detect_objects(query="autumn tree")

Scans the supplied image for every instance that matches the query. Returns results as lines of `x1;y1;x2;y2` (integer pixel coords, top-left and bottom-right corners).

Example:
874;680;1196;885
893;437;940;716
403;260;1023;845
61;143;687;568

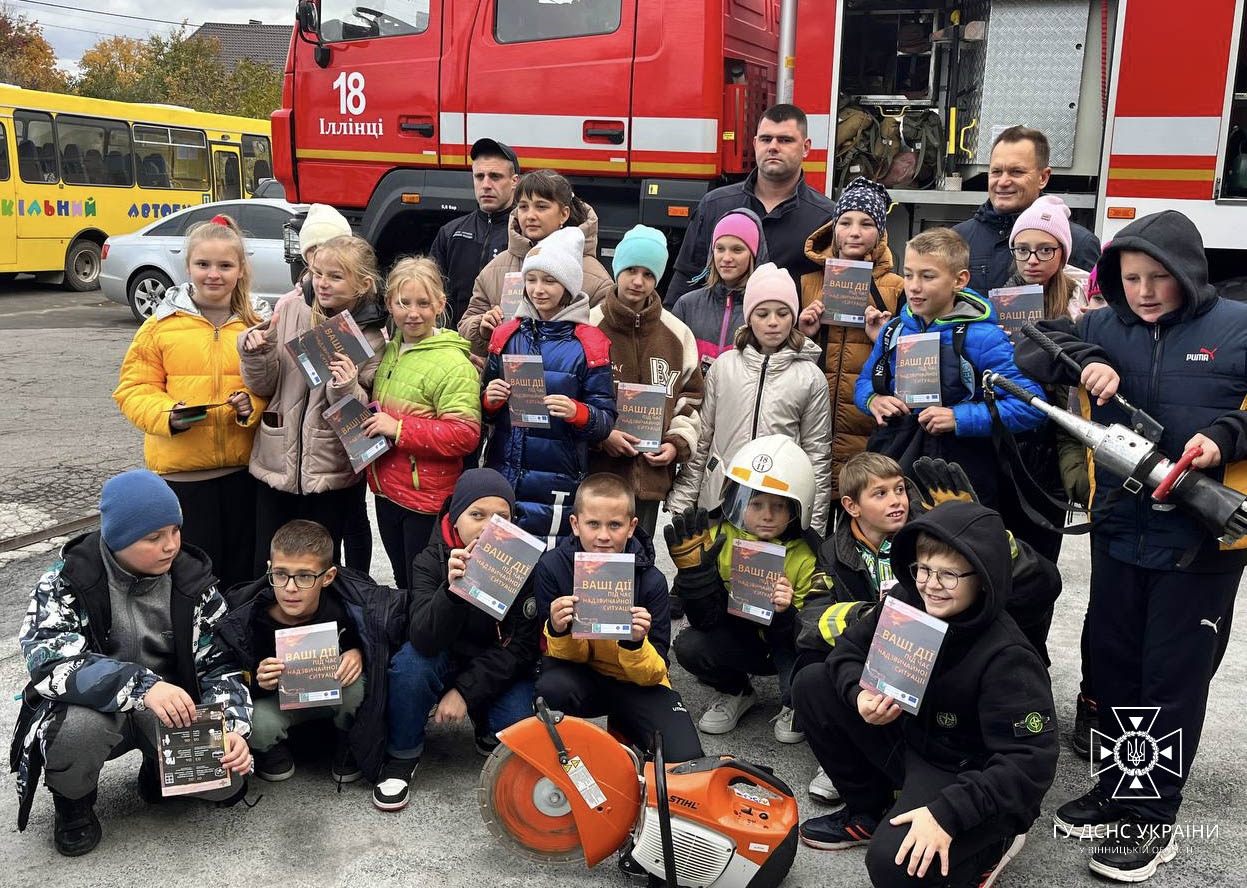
228;58;282;119
0;10;69;92
75;36;151;103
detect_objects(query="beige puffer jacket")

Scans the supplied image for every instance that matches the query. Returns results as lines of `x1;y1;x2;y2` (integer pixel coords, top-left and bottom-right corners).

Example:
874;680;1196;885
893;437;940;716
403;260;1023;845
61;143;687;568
458;205;614;356
667;339;833;535
238;286;387;495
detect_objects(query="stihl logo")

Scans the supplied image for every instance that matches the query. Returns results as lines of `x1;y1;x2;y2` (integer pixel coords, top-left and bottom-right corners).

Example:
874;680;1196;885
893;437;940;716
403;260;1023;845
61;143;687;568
1186;347;1218;362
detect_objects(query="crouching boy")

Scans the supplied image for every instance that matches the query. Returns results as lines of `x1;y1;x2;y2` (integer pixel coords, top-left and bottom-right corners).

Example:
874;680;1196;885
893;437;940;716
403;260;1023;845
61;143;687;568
375;469;541;812
535;473;703;764
216;520;404;790
794;502;1058;887
11;470;253;856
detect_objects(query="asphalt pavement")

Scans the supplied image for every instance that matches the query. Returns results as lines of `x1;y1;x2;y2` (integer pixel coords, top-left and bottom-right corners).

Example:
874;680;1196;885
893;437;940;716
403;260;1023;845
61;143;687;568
0;286;1243;887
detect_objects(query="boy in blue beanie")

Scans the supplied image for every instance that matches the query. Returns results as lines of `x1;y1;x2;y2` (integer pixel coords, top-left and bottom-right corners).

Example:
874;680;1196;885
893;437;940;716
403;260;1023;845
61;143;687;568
589;224;704;539
11;469;253;856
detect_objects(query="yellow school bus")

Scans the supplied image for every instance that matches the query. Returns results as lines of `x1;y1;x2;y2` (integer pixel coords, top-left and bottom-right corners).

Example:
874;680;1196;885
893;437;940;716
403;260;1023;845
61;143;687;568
0;85;272;290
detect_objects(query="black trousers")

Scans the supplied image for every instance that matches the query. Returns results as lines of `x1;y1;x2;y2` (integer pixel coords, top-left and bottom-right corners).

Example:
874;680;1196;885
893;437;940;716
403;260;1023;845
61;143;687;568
1089;545;1239;823
673;619;797;707
340;480;373;572
791;665;1015;887
165;470;255;592
373;494;438;590
535;658;704;763
253;481;362;575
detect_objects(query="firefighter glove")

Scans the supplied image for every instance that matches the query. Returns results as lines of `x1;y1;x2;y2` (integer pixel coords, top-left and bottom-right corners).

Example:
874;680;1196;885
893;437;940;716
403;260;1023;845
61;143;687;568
664;507;726;572
912;457;980;510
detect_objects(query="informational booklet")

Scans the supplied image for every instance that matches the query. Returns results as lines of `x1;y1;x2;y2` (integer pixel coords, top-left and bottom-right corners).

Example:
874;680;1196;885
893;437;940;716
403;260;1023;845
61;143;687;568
989;284;1045;339
500;271;526;319
503;354;550;428
275;621;342;710
285;309;375;388
450;514;546;619
572;552;635;640
894;332;942;407
821;258;875;326
859;596;949;715
322;396;390;471
614;382;667;453
728;538;786;626
156;704;231;797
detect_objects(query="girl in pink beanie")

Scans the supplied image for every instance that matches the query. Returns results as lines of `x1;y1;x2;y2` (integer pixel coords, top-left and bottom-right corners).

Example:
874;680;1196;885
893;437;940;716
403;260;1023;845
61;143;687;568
1007;195;1088;320
668;261;833;534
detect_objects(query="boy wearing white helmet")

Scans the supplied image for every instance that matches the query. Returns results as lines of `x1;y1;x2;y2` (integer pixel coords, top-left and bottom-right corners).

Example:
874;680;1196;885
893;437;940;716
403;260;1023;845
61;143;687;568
667;435;820;744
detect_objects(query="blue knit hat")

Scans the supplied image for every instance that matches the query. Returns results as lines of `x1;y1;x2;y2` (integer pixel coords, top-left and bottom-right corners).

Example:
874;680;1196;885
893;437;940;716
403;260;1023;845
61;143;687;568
99;469;183;551
834;177;890;230
612;224;669;280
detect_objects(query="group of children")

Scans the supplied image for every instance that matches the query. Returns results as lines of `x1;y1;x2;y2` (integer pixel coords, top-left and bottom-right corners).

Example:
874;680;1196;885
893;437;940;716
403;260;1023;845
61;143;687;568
10;162;1240;887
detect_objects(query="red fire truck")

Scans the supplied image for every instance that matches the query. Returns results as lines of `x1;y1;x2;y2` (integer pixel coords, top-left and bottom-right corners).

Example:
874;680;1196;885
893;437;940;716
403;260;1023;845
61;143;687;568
271;1;1247;279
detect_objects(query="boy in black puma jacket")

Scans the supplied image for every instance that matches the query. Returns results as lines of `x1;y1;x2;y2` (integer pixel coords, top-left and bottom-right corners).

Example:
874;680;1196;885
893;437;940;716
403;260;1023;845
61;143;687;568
793;502;1058;888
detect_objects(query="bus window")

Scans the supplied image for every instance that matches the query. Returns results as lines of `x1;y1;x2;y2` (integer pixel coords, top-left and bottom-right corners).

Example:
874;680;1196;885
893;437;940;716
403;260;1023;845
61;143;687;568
214;149;242;201
320;0;429;42
57;114;133;186
494;0;621;43
15;110;57;184
241;133;272;192
134;124;209;191
0;122;9;181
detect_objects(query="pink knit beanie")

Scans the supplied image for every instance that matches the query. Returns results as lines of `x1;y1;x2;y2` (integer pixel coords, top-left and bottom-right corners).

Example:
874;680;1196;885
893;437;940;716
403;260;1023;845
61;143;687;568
712;211;761;258
1010;195;1072;261
744;262;799;320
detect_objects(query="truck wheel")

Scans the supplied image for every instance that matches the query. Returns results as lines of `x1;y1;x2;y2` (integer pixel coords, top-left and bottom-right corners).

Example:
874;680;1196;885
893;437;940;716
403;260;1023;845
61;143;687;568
63;238;102;291
127;269;172;322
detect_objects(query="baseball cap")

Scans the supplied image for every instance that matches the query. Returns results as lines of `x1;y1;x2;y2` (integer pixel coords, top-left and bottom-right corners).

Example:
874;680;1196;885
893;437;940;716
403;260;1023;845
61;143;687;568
470;138;521;174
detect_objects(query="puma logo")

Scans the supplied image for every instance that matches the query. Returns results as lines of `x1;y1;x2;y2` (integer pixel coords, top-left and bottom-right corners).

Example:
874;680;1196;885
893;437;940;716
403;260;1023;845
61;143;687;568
1200;617;1222;633
1186;347;1218;362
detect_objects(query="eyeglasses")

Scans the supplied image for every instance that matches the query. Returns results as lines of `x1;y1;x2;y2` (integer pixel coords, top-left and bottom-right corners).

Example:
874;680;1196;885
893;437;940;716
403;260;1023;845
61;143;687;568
1011;245;1060;262
909;563;976;590
267;567;331;589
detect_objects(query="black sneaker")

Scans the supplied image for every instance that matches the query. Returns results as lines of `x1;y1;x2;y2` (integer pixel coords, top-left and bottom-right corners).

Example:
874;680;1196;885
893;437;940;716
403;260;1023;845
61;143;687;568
474;731;500;757
799;807;878;850
332;732;362;784
1053;785;1126;839
1071;694;1096;760
1089;822;1178;882
372;756;418;811
52;791;101;857
254;742;295;782
137;757;165;805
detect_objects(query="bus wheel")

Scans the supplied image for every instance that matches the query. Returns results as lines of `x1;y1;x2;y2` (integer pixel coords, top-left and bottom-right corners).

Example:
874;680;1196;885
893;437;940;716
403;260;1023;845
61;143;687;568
127;269;172;322
63;239;102;292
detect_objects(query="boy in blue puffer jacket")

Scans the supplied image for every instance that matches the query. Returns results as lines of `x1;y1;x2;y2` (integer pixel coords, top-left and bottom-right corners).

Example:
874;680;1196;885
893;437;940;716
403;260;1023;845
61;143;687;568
482;226;617;545
854;227;1045;507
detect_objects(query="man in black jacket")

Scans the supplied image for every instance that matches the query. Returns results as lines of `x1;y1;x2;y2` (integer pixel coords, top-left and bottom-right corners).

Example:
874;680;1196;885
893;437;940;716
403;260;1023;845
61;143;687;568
794;502;1058;888
666;104;835;306
953;126;1100;294
430;138;520;325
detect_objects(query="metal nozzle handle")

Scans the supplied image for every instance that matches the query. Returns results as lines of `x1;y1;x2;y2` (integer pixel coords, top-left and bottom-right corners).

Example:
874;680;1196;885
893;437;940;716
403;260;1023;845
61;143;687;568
986;372;1038;404
1020;323;1085;377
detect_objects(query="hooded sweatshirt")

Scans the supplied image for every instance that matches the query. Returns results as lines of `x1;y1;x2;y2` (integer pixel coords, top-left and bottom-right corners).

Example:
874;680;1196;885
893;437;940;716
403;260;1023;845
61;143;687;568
1015;210;1247;571
482;291;617;543
671;207;770;367
799;222;905;497
588;289;704;500
825;502;1059;838
367;328;482;514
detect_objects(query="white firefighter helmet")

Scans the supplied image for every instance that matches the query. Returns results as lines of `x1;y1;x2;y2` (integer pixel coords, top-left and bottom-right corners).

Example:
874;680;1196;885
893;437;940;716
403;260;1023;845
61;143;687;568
720;435;816;531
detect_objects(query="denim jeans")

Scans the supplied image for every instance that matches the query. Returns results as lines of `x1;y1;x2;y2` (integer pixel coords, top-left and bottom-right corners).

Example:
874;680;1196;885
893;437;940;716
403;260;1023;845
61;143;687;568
386;642;535;759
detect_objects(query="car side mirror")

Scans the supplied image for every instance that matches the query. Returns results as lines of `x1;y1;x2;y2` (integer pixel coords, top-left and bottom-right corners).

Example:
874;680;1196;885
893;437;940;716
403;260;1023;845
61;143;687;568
296;1;320;35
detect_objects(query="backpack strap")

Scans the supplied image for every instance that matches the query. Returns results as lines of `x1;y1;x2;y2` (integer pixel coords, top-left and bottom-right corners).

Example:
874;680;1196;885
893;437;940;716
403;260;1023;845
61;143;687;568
871;316;906;396
869;278;888;312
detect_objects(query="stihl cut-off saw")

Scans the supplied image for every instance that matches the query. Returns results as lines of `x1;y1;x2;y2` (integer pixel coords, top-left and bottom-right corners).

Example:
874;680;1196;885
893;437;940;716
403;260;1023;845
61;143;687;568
478;699;798;887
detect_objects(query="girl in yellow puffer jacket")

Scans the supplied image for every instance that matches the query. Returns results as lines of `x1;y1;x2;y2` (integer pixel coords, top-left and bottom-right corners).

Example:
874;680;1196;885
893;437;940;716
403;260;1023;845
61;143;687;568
114;215;270;589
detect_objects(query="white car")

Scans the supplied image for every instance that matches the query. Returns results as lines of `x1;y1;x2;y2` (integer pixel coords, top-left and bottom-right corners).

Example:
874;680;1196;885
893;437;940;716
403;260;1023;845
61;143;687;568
100;198;306;322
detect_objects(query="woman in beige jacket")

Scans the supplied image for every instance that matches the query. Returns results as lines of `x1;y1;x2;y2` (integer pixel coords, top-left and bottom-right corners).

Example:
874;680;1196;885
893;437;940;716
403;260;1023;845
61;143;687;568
238;235;387;573
458;169;613;359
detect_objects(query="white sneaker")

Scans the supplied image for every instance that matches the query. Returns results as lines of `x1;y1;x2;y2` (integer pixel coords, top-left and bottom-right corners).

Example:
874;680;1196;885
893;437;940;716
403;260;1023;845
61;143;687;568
807;766;841;804
771;706;805;744
697;690;756;734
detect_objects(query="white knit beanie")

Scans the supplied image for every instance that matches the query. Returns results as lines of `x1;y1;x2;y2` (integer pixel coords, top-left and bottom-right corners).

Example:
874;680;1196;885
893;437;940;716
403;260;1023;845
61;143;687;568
299;204;352;260
521;226;585;297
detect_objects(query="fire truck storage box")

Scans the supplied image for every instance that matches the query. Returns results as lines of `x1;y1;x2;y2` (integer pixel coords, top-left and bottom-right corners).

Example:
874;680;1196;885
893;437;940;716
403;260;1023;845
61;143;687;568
638;179;711;229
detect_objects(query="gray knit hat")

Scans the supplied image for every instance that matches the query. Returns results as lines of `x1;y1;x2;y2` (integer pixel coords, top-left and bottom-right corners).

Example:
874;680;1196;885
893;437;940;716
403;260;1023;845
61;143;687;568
522;226;585;297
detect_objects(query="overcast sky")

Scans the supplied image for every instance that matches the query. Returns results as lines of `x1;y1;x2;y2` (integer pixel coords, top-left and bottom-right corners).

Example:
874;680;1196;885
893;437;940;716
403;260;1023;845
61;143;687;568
17;1;294;73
